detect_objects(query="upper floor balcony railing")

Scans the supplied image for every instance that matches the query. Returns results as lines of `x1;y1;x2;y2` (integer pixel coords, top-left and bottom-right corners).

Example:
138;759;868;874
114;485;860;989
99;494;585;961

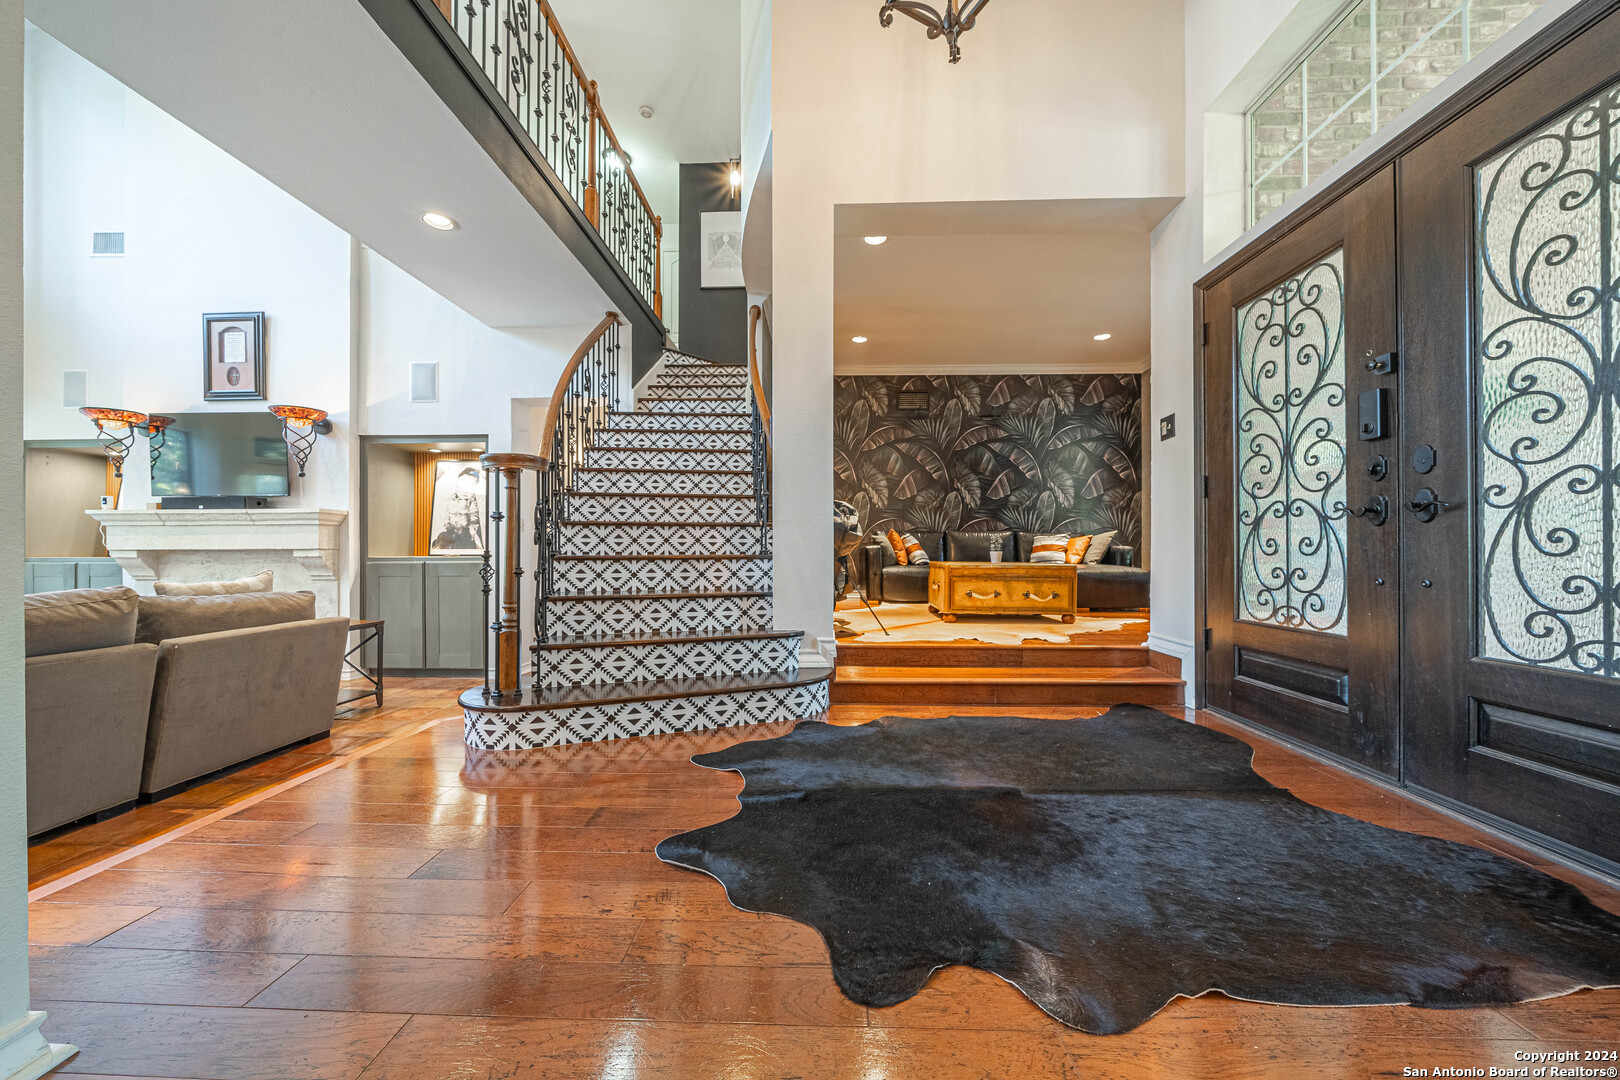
430;0;663;319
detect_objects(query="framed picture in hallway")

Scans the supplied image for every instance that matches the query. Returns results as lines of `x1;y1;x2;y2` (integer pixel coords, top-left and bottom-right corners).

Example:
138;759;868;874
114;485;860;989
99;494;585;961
202;311;265;401
700;211;744;288
428;459;485;555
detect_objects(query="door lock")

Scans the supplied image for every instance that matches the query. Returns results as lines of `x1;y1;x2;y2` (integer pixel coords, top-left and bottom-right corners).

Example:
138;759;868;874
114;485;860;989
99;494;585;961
1348;495;1391;527
1407;488;1452;523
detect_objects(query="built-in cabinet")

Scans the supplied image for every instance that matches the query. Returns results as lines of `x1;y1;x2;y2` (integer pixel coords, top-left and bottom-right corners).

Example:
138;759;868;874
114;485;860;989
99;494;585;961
364;557;483;673
24;557;122;594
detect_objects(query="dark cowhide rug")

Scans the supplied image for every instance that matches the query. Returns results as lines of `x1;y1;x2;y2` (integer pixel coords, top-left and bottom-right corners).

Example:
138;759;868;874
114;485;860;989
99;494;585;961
654;705;1620;1034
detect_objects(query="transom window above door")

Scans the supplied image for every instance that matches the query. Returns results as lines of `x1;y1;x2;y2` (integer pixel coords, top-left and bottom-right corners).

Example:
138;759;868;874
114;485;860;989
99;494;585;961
1248;0;1549;226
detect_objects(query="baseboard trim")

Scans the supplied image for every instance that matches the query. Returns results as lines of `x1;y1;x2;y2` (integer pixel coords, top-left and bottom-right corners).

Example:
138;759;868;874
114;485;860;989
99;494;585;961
0;1012;75;1080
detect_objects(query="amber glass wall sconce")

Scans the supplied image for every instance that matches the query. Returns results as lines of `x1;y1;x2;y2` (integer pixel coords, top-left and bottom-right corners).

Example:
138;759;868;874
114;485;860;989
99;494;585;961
141;415;176;468
268;405;333;477
79;407;149;479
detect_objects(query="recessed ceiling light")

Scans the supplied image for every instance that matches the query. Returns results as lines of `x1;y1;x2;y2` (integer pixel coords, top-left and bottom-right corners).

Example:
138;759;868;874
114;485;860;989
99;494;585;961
851;336;868;344
421;211;458;231
1093;333;1112;341
863;236;888;245
428;447;442;453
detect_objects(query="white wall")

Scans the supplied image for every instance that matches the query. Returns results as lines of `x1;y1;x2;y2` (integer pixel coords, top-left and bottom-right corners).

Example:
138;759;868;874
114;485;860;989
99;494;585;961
2;3;75;1074
361;250;598;452
22;26;354;518
1145;0;1299;688
770;0;1185;663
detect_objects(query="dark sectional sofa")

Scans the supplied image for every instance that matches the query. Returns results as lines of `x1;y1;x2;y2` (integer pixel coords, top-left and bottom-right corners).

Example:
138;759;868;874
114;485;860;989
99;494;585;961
860;530;1148;611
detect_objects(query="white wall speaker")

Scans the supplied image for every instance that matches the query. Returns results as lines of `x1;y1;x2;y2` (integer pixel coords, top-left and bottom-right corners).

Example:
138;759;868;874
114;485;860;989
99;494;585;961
63;370;88;408
410;362;438;402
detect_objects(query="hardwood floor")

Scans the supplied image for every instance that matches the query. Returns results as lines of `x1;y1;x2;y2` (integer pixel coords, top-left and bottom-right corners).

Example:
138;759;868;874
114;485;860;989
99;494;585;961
29;680;1620;1079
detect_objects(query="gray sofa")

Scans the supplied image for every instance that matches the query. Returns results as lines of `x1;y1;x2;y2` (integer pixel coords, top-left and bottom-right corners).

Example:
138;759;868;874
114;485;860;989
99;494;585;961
24;587;159;836
24;585;350;835
861;529;1149;611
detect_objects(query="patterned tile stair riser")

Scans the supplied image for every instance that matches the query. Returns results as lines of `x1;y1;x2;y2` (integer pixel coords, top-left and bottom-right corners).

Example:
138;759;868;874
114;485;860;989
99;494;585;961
556;523;768;557
584;449;753;472
571;469;755;496
551;555;772;595
643;387;748;401
606;412;753;432
464;681;831;750
545;593;773;637
593;429;753;451
533;632;801;689
640;399;751;415
565;493;760;524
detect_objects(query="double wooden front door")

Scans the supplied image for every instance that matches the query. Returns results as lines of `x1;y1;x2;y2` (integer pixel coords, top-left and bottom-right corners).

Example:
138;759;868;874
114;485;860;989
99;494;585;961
1203;7;1620;868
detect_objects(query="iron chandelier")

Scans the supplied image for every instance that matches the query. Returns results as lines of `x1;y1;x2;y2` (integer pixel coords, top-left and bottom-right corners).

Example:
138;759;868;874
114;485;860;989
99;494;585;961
878;0;989;64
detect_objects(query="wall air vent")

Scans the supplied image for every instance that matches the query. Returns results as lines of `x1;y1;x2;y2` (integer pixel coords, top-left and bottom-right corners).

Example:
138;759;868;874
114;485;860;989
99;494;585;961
62;370;88;409
895;391;930;413
91;232;125;256
410;362;439;402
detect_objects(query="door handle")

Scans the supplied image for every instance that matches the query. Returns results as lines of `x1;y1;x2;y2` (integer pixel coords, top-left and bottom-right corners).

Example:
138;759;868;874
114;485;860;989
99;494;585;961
1407;488;1452;523
1348;495;1390;527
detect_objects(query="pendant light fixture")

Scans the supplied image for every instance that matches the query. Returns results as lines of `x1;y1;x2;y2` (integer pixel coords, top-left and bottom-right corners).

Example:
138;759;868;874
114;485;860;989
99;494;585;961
878;0;989;64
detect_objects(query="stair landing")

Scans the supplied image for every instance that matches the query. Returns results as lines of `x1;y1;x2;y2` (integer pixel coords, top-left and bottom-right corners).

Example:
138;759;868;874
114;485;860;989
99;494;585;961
832;639;1184;707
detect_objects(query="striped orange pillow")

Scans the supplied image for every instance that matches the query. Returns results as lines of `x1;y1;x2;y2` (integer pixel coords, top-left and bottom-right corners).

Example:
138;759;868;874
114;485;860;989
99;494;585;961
900;533;930;566
886;528;909;566
1029;534;1070;563
1066;535;1093;564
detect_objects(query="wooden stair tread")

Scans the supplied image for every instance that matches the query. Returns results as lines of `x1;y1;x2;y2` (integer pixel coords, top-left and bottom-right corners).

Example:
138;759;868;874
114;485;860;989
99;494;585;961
560;519;763;526
461;668;830;712
835;665;1181;685
575;467;751;475
570;491;754;499
537;628;801;650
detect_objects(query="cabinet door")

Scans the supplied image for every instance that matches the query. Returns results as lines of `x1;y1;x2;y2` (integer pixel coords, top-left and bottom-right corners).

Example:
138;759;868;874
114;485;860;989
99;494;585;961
26;561;77;594
365;561;425;669
425;559;485;671
76;559;123;589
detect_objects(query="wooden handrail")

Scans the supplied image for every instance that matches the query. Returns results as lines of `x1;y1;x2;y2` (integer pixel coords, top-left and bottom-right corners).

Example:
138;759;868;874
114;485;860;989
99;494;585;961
536;311;624;464
748;304;772;447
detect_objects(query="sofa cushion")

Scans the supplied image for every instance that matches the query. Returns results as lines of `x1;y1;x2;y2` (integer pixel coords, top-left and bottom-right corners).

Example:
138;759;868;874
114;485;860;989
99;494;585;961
154;570;274;596
945;531;1014;562
1075;563;1150;584
880;565;931;604
24;586;139;658
1083;530;1118;564
136;590;317;645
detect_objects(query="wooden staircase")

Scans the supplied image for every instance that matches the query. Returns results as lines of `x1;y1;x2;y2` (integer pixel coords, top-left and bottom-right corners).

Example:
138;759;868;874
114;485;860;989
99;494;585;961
832;640;1184;706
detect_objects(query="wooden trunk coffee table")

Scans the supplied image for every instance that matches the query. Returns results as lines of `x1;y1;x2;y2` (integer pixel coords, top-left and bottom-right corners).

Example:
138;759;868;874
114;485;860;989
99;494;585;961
926;561;1079;623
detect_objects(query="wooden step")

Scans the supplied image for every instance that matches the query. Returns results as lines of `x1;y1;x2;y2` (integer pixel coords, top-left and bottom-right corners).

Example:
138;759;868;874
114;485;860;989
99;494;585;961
830;665;1183;706
836;641;1150;669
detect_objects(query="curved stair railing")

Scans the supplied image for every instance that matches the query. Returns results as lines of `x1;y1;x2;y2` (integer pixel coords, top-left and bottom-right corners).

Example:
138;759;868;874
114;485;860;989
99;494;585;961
748;304;772;557
535;311;626;649
427;0;662;317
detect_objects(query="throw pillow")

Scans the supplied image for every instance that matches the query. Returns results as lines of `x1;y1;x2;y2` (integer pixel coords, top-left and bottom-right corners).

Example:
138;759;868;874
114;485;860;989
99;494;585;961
1028;534;1071;563
1066;535;1093;564
154;570;274;596
900;533;930;567
1083;530;1118;565
885;528;909;566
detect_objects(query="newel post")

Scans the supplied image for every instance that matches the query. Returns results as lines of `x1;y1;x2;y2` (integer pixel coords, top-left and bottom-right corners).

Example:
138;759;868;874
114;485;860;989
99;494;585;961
480;453;544;697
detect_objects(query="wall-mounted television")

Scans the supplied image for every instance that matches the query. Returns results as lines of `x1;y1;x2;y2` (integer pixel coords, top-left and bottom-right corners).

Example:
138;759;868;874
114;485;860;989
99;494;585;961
150;412;290;498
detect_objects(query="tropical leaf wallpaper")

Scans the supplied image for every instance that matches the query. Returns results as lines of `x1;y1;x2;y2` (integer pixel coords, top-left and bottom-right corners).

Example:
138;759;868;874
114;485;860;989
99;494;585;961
833;374;1143;551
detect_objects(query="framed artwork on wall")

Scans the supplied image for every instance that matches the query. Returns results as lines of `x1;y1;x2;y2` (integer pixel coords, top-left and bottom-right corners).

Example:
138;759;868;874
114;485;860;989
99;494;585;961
428;459;485;555
699;211;744;288
202;311;265;401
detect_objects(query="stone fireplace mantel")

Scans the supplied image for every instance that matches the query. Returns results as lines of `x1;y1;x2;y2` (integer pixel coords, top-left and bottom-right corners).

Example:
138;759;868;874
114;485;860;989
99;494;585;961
89;508;349;616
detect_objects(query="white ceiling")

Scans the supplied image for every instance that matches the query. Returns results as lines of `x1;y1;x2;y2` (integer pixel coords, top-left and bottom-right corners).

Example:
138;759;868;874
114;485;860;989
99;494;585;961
834;198;1180;374
25;0;613;330
546;0;742;229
